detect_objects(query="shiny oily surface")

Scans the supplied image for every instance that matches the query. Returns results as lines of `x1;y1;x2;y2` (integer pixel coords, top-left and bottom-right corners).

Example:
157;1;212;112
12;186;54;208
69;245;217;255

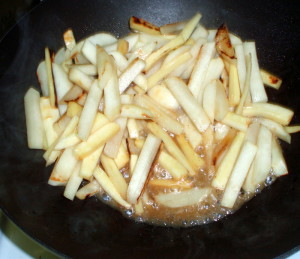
0;0;299;258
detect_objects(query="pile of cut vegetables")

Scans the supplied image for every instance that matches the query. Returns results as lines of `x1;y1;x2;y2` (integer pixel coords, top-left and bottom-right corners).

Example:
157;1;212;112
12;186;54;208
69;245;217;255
24;13;299;221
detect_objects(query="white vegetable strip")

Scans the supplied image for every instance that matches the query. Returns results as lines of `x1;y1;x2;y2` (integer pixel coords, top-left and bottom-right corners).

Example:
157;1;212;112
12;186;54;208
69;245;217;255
271;137;288;177
120;104;153;119
243;42;268;103
94;166;131;209
82;40;97;64
119;59;145;93
76;180;102;200
165;77;210;132
64;163;82;200
69;68;93;91
203;57;224;87
78;80;103;140
104;117;128;158
87;32;117;46
37;61;49;96
127;133;161;204
155;187;211;208
222;112;250;132
234;44;246;90
260;69;282;90
24;88;45;149
45;47;55;106
188;42;216;102
54;133;81;150
203;80;217;122
221;141;257;208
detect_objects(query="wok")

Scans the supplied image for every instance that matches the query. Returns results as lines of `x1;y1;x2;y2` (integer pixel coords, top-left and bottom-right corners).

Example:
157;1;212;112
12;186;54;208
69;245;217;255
0;0;299;258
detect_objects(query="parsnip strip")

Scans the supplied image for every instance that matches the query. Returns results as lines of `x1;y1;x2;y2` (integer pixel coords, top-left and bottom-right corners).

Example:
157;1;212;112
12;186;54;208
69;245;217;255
74;122;120;159
78;80;103;140
155;187;211;208
24;88;45;149
147;122;195;175
80;145;104;180
48;146;78;186
175;134;205;171
242;103;294;126
228;63;241;107
45;47;55;107
165;77;210;132
188;42;216;102
37;61;49;96
119;58;145;93
82;40;97;65
76;180;102;200
64;163;82;200
72;64;97;76
104;117;127;158
100;154;128;199
160;21;186;35
130;16;160;35
149;179;192;189
127;133;161;204
260;69;282;90
114;139;130;169
63;29;76;51
67;101;82;117
203;80;217;122
212;131;245;190
271;137;288;177
94;166;131;209
222;112;250;132
203;57;224;87
120;104;153;119
158;151;188;180
180;12;202;41
54;133;81;150
214;80;230;121
234;44;246;91
285;125;300;134
69;68;93;91
134;94;183;135
148;51;191;88
221;141;257;208
243;42;268;103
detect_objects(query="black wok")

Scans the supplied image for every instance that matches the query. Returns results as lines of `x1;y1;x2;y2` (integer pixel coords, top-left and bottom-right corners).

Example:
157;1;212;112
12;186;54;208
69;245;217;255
0;0;299;258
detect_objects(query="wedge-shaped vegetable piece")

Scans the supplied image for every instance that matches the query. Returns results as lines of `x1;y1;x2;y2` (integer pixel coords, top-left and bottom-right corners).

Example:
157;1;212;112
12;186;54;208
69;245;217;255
134;94;183;135
234;44;246;91
243;42;268;103
149;179;192;189
64;163;82;200
52;63;73;113
162;45;191;67
203;57;224;87
285;125;300;134
119;58;145;93
61;86;83;103
228;64;241;107
165;77;210;132
78;80;103;140
120;104;153;119
215;80;230;121
222;112;250;132
178;114;203;149
45;47;55;106
203;124;215;171
87;32;117;47
76;180;102;200
175;134;205;171
67;101;82;117
40;97;59;147
53;115;71;135
63;29;76;51
147;122;195;175
256;118;291;143
271;137;288;177
94;166;131;209
71;64;97;76
44;115;79;165
127;133;161;204
158;151;188;180
24;88;45;149
104;118;127;158
37;61;49;96
215;24;236;64
114;139;130;169
80;145;104;180
242;103;294;126
188;42;216;101
250;126;272;190
155;187;211;208
74;122;120;159
221;141;257;208
260;69;282;90
130;16;160;35
148;51;191;88
100;154;128;199
160;21;186;35
191;24;208;40
203;80;217;122
48;147;78;186
81;40;97;64
180;12;202;41
69;68;93;91
147;84;180;110
212;131;245;190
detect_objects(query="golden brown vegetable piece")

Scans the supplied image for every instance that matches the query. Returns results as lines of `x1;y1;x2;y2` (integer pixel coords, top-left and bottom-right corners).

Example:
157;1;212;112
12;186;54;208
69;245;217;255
130;16;161;35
